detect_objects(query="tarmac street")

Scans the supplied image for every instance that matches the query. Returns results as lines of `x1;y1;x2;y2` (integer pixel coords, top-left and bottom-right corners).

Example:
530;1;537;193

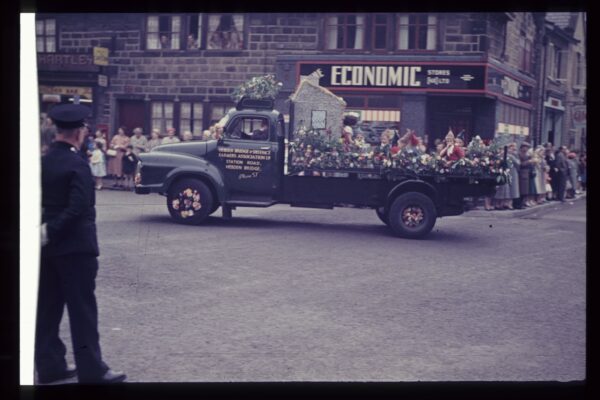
47;190;586;383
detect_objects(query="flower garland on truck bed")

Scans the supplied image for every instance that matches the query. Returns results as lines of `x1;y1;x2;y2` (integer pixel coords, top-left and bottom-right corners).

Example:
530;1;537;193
288;128;512;184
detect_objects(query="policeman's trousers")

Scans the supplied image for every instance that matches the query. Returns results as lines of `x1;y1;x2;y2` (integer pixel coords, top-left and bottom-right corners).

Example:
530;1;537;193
35;254;108;382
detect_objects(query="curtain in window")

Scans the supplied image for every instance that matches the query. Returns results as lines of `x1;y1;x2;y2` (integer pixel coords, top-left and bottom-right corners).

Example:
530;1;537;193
398;15;409;50
426;15;437;50
147;16;159;50
325;17;338;50
353;15;365;49
208;14;243;50
171;16;181;49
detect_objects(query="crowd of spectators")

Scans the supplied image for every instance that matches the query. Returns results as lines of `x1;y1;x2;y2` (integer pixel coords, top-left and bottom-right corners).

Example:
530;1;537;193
485;141;586;210
40;118;587;200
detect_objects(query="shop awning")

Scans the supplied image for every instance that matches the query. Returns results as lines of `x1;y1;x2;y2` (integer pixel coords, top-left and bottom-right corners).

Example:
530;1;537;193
356;109;401;122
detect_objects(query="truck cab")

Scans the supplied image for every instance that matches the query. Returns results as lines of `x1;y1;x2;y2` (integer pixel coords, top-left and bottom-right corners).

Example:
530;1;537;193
203;99;285;205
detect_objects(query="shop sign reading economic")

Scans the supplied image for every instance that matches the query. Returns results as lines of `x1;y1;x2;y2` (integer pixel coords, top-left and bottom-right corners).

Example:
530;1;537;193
298;63;486;92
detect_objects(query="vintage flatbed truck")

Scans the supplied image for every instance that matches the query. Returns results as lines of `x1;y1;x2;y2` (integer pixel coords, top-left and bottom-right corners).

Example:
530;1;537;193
134;98;503;238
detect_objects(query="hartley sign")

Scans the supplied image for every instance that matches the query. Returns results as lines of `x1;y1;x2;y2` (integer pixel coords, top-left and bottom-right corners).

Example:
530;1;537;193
37;53;100;72
298;63;486;91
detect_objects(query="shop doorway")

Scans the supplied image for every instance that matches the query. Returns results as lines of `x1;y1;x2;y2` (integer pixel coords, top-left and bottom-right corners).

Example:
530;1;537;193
117;100;145;137
427;97;475;148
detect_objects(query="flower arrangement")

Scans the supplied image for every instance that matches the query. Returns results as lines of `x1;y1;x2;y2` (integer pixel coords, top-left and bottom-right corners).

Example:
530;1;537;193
288;127;511;182
231;74;283;102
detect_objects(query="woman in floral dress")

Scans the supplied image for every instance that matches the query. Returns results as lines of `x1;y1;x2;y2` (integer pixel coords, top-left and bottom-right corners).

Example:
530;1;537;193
107;127;130;188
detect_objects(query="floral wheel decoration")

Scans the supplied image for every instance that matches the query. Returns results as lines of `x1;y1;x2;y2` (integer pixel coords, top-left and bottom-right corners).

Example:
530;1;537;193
171;188;202;219
401;206;425;228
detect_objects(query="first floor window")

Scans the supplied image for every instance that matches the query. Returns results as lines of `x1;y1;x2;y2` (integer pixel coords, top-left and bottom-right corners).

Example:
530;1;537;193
520;35;532;73
151;101;174;134
207;14;244;50
397;14;437;50
325;14;365;50
187;13;203;49
180;102;204;136
36;18;56;52
372;14;389;50
147;15;181;50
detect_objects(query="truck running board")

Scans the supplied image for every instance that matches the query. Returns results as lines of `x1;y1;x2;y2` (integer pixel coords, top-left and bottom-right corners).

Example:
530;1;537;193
290;203;334;210
226;200;277;207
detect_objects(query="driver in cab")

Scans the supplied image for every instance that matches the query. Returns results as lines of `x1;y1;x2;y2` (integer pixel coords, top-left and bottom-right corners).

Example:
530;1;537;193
242;120;268;141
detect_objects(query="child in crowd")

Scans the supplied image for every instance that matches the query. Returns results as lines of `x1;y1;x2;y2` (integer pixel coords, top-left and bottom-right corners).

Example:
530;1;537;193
90;140;107;190
122;145;139;190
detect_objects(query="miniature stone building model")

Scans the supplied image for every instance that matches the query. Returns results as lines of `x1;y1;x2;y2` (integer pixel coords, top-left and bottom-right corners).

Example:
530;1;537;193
289;69;347;138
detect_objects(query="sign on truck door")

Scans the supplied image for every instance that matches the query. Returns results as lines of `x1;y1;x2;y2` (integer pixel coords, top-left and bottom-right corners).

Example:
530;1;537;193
215;115;277;200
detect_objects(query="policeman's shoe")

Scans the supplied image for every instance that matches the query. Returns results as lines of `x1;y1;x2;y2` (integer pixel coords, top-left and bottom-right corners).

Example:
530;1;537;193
38;364;77;384
80;369;127;384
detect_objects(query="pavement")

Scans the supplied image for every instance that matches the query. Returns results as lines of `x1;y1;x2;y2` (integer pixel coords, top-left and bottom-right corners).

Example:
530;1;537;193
464;192;587;218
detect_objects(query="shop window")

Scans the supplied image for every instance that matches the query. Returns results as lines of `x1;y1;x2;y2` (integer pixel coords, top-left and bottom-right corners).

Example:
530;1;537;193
146;15;182;50
372;14;389;51
180;102;204;136
36;18;56;53
207;14;244;50
366;95;397;109
397;14;437;50
343;96;367;108
325;14;366;50
151;101;174;134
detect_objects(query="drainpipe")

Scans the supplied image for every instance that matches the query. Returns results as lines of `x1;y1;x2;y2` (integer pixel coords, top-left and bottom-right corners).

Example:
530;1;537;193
537;27;548;147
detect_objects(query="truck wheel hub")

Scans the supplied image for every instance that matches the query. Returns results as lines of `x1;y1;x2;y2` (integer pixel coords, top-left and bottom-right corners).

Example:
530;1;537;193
171;187;202;218
401;206;425;227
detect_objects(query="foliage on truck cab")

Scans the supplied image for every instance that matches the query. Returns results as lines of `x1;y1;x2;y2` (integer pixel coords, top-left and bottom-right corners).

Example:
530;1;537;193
231;74;283;102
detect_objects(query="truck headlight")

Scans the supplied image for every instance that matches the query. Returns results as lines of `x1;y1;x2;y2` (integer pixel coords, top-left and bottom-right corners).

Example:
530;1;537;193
134;161;142;185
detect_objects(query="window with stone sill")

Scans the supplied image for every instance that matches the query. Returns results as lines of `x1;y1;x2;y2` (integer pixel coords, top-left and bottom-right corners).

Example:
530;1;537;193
180;102;204;136
520;34;533;74
151;101;174;135
207;14;244;50
209;104;234;126
146;15;182;50
575;52;585;87
325;14;366;50
552;47;568;81
372;14;389;51
186;13;203;50
36;18;56;53
397;14;437;51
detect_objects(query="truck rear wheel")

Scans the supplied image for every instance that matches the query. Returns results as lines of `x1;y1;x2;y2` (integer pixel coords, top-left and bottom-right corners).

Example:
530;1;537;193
388;192;437;239
376;207;389;226
167;178;214;225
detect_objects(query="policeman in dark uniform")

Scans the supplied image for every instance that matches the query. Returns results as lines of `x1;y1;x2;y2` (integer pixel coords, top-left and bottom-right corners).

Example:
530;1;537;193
37;104;127;384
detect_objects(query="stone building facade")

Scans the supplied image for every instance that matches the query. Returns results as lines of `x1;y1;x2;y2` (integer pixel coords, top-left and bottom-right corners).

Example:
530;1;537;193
35;12;586;151
540;12;587;150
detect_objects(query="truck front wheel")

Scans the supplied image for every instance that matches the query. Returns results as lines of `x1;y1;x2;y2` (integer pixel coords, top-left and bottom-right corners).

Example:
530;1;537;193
388;192;437;239
167;178;214;225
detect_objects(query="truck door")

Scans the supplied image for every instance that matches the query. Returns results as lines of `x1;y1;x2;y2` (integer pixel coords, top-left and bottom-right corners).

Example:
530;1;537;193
216;114;279;201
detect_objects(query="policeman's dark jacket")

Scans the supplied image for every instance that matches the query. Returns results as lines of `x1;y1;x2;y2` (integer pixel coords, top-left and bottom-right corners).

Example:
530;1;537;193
42;141;99;257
